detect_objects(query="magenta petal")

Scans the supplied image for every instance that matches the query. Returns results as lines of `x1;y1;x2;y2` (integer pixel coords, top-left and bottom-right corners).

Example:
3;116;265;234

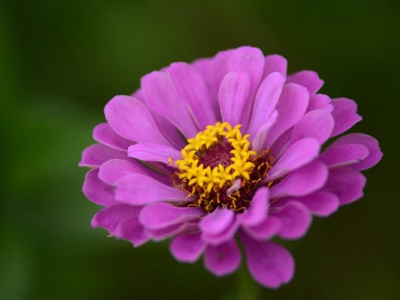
272;201;312;239
170;232;206;263
241;187;269;227
139;203;202;230
200;208;234;236
270;127;293;158
263;54;287;78
83;169;116;206
286;70;324;95
202;217;241;246
93;123;133;151
168;62;217;128
327;133;383;171
192;58;218;105
98;159;145;186
270;160;328;198
267;138;320;181
114;218;149;247
295;191;340;217
228;47;265;129
213;49;234;88
252;110;278;154
307;94;332;112
141;71;199;138
91;203;142;232
330;98;362;137
79;144;131;167
218;71;250;126
128;143;181;164
322;168;366;205
288;109;334;146
204;238;241;276
320;144;369;169
99;159;170;186
241;217;281;241
146;222;198;241
240;233;295;289
104;95;171;145
115;173;188;205
228;46;265;98
265;83;309;148
247;72;285;138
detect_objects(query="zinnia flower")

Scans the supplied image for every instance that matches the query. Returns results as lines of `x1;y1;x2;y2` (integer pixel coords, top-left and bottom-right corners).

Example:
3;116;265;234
79;46;382;288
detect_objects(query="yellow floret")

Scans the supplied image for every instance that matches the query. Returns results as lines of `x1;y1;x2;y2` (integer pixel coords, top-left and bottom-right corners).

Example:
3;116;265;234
172;122;256;192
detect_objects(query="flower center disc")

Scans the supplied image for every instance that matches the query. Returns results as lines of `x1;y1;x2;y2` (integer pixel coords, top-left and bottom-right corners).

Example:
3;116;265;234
198;142;234;169
173;122;272;213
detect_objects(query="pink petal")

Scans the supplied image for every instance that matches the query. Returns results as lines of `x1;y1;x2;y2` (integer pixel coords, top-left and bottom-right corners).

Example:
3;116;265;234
320;144;369;169
92;123;133;151
327;133;383;171
228;47;265;130
263;54;287;78
202;217;242;246
218;71;250;126
114;218;149;247
288;109;334;146
295;191;340;217
240;233;295;289
192;58;218;106
98;159;145;186
247;72;285;138
270;160;328;198
241;187;269;227
91;203;142;232
330;98;362;137
127;143;181;164
322;168;366;205
99;159;171;186
146;222;198;241
170;232;206;263
141;71;200;138
104;95;172;145
204;238;241;276
272;201;312;239
252;110;278;154
213;49;234;88
265;83;309;148
267;138;321;181
82;169;116;206
228;47;264;96
307;94;332;112
115;173;188;205
134;90;184;148
286;70;324;95
200;208;235;236
79;143;131;167
167;62;217;129
270;127;293;158
133;89;185;148
241;217;281;241
139;202;202;230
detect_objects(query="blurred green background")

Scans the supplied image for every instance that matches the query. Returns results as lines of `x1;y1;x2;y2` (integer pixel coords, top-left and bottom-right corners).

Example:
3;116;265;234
1;0;398;299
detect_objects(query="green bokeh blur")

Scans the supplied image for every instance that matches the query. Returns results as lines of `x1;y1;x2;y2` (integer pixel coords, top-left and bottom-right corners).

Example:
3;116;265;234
1;0;399;299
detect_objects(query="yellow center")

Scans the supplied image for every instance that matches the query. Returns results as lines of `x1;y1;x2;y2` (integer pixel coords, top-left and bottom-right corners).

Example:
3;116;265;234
174;122;256;193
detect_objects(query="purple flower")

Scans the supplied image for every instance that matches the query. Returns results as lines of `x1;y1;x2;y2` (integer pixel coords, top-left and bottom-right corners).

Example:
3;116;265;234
79;46;382;288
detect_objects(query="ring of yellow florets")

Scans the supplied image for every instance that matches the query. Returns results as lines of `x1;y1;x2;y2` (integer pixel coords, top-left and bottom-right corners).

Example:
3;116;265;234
170;122;273;213
175;122;256;193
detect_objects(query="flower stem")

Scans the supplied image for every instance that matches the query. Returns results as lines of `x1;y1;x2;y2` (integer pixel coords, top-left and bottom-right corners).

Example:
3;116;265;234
236;264;259;300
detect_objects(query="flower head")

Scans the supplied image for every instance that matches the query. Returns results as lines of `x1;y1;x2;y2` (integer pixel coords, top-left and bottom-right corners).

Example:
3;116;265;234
80;46;382;288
